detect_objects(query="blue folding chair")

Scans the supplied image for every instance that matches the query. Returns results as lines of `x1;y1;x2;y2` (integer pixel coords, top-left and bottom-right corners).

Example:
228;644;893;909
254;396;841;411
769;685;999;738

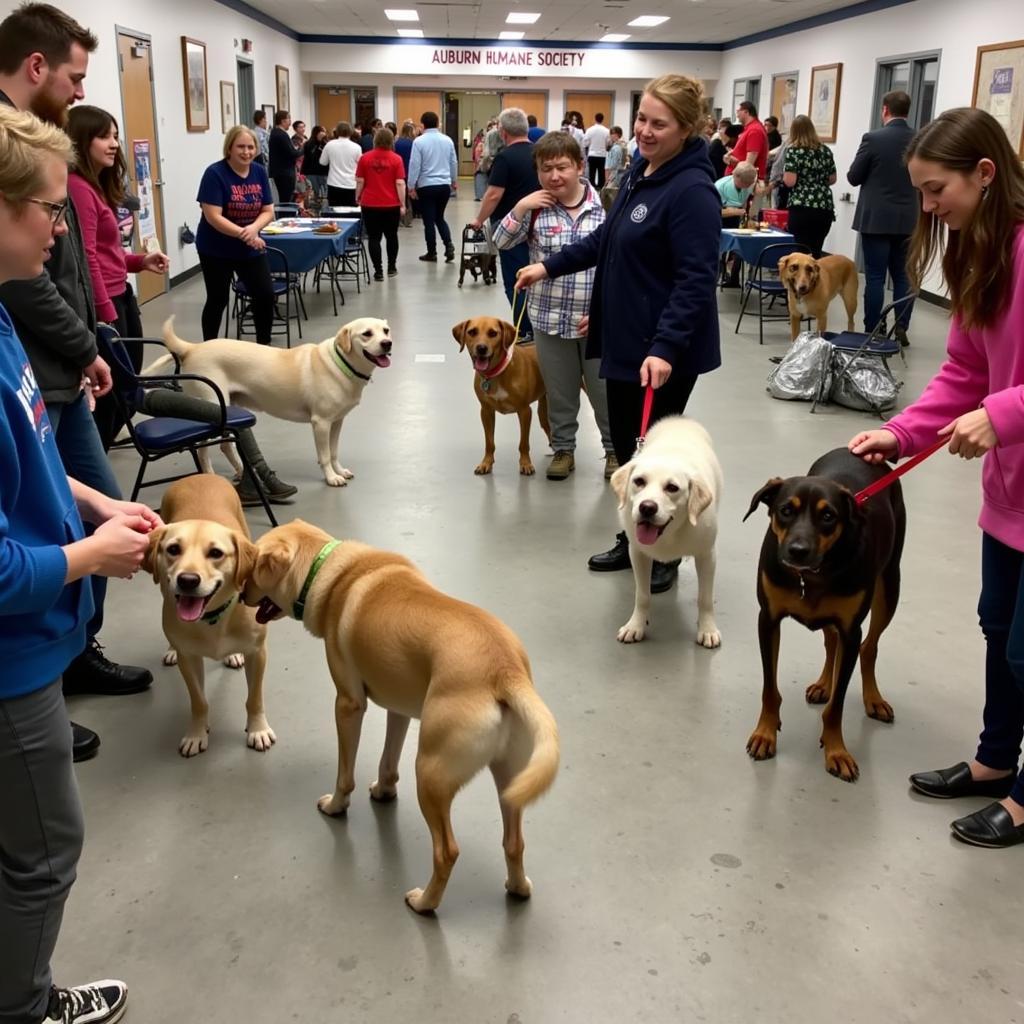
734;241;812;345
273;202;301;218
232;245;303;346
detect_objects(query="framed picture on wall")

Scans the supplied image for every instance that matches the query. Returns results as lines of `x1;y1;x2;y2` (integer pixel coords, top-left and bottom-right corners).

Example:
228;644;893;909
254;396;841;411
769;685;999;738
262;103;275;122
770;71;799;136
180;37;209;132
808;63;842;143
275;65;290;114
219;80;235;134
972;39;1024;159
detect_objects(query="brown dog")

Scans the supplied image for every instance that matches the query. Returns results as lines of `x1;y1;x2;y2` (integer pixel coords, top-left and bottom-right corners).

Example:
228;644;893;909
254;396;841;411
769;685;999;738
778;253;859;340
143;476;269;757
452;317;550;475
239;519;560;914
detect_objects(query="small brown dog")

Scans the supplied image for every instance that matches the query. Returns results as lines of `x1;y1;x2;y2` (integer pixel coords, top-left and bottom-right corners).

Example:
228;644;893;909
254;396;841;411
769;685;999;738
778;253;859;340
452;317;550;475
143;476;270;758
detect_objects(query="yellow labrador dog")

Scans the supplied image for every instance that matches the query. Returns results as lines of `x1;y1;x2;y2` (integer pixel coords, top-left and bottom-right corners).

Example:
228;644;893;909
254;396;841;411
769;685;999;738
148;316;392;486
143;475;270;757
610;416;724;648
239;519;560;914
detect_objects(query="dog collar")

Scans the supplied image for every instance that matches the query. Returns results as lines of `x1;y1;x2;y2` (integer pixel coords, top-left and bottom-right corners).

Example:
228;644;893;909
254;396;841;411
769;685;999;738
478;345;514;391
292;540;340;621
201;594;235;625
331;344;372;383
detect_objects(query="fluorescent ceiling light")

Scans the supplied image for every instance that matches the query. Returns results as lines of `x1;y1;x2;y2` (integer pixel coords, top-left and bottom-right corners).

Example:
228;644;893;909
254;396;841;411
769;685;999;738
600;33;630;41
384;9;419;21
397;27;423;36
628;15;669;26
498;30;525;39
506;12;540;23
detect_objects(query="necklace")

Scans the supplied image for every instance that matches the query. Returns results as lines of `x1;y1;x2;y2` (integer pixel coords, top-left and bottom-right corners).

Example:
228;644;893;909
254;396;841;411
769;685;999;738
559;186;588;211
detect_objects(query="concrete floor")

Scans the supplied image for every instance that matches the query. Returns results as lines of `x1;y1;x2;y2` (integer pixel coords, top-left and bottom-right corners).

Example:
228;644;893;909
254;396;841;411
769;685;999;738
56;194;1022;1023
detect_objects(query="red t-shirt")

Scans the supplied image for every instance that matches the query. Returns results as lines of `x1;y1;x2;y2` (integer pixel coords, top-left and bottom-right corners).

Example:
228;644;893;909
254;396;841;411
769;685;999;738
732;119;769;179
356;149;405;207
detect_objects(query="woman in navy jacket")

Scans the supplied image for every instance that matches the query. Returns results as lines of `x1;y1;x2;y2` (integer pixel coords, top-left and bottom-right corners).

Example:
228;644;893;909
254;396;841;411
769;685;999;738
517;74;722;587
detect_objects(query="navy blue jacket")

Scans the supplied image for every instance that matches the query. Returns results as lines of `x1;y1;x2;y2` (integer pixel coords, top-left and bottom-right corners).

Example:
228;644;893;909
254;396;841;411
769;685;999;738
543;136;721;382
847;117;917;236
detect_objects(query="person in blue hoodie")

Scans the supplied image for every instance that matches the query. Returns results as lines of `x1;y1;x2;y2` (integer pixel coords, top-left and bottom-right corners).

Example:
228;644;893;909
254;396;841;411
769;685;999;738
0;106;159;1024
517;74;722;592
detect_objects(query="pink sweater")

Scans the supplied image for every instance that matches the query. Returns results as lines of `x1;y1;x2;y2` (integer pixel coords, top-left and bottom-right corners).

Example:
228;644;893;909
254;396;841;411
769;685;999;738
67;171;145;324
884;222;1024;552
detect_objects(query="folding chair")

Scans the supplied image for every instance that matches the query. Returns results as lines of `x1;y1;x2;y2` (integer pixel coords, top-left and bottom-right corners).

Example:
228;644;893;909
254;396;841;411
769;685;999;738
734;241;812;345
273;202;301;219
232;246;303;347
315;216;369;296
96;326;278;526
810;294;915;415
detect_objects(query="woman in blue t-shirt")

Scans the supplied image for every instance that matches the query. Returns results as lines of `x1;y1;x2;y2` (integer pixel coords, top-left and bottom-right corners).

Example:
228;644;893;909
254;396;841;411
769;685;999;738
195;125;276;344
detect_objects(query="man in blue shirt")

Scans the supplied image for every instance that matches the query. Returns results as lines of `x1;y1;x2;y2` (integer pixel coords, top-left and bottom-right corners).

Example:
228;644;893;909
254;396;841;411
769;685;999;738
527;114;545;143
407;110;458;262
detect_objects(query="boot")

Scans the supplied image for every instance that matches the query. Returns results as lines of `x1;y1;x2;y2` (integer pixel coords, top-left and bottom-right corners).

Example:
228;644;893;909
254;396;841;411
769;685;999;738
588;531;630;572
235;471;297;507
650;559;680;594
444;243;456;263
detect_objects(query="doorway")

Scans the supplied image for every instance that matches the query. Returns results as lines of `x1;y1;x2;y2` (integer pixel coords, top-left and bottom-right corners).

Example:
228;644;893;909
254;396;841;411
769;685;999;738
116;28;167;304
446;91;499;177
236;58;254;130
563;91;614;131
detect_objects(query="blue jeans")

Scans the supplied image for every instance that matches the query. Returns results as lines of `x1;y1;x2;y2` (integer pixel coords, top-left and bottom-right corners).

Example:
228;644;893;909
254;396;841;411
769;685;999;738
497;242;534;338
975;533;1024;804
860;233;914;333
416;184;453;255
45;392;121;640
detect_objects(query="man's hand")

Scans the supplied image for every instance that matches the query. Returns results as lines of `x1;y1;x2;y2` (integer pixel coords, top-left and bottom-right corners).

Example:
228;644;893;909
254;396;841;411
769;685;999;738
513;190;556;221
83;355;112;398
408;188;418;201
639;356;672;389
939;408;999;459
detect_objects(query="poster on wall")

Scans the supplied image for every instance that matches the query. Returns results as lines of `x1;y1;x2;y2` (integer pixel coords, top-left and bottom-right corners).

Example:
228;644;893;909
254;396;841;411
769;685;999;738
972;39;1024;159
771;72;799;136
132;140;157;245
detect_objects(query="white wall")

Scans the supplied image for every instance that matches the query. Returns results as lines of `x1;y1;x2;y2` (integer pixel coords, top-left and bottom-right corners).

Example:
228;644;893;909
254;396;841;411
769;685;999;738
0;0;305;278
718;0;1024;271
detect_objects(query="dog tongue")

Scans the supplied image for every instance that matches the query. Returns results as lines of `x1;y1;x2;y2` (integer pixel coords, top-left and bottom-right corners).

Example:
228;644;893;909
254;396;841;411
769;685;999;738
175;596;206;622
635;522;661;546
374;354;391;368
473;356;490;372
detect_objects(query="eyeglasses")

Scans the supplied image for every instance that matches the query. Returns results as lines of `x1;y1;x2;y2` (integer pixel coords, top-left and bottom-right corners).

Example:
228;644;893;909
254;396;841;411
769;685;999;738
23;197;69;225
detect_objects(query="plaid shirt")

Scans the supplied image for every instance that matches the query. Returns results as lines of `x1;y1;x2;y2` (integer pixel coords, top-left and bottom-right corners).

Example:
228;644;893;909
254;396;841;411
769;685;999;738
492;182;605;337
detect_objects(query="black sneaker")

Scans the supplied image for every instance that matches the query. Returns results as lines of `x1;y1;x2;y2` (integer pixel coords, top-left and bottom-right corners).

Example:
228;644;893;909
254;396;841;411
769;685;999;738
46;979;127;1023
418;252;437;262
62;640;152;697
71;721;100;763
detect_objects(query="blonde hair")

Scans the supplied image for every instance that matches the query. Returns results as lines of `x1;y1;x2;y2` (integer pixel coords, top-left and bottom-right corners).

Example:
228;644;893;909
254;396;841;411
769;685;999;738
223;125;258;159
733;161;757;187
787;114;822;150
0;105;72;201
642;74;705;138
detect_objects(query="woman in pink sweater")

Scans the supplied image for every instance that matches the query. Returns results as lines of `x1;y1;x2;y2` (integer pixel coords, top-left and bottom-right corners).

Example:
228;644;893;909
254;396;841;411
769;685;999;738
851;107;1024;849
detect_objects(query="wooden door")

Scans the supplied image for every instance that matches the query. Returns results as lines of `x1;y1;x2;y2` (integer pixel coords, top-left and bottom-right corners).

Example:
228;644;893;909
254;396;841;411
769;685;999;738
315;87;350;132
499;91;547;125
563;91;615;130
116;31;167;304
396;89;442;128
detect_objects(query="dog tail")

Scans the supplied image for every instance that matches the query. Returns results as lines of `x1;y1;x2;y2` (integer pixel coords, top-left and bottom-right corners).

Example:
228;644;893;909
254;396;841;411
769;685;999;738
140;316;192;376
501;681;560;808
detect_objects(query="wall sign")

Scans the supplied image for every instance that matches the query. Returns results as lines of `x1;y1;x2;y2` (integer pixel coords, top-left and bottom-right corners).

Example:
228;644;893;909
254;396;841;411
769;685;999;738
431;47;586;69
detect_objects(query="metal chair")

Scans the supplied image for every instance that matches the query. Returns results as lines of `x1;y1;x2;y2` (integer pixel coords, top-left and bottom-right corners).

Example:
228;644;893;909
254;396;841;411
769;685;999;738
734;241;812;345
232;246;303;347
96;327;277;525
273;202;301;219
315;216;369;297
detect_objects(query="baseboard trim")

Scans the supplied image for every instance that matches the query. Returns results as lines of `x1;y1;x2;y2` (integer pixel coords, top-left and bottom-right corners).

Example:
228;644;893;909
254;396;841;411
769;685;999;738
170;264;202;289
920;289;951;310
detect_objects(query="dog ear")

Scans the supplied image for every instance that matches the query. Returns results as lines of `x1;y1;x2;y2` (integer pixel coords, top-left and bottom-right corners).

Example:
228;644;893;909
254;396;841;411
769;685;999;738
837;485;867;527
743;478;784;522
232;532;258;589
141;526;166;582
609;461;633;507
687;478;713;527
451;320;470;351
500;320;518;349
336;323;352;353
777;255;791;276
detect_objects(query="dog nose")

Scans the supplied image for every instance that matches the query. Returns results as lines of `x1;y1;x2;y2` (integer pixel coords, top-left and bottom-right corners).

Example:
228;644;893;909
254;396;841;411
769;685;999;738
176;573;201;592
380;340;392;353
475;344;488;356
639;500;658;519
785;541;812;564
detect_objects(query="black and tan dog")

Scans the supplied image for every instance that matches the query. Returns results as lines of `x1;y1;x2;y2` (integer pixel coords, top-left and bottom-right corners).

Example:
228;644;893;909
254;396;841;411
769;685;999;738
743;447;906;781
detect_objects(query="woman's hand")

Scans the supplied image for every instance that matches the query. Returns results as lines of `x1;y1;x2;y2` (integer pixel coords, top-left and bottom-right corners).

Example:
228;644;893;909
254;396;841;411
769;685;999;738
939;408;998;459
81;493;162;530
237;224;259;245
513;190;556;220
849;429;899;463
640;356;672;389
515;263;548;291
248;234;267;252
141;251;170;274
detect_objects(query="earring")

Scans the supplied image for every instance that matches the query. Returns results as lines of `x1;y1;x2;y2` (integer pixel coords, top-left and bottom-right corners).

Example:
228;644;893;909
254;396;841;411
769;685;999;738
982;183;990;198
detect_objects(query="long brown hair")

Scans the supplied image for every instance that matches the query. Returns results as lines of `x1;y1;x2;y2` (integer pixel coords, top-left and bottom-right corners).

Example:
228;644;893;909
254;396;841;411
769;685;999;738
787;114;821;150
66;105;126;208
906;107;1024;329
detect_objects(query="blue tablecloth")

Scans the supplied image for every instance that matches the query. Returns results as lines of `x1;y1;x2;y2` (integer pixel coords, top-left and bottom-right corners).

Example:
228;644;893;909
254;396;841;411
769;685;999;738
259;219;359;274
720;228;795;265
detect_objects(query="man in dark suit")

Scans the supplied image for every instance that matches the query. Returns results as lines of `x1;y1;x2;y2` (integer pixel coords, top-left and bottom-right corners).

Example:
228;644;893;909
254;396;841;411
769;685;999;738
847;90;918;344
268;108;296;202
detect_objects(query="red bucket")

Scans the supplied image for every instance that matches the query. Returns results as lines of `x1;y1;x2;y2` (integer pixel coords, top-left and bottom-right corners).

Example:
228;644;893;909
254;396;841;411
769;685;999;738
762;208;789;230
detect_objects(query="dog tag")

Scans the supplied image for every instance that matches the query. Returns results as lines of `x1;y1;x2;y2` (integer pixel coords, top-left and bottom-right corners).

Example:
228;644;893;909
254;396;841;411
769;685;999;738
481;379;491;392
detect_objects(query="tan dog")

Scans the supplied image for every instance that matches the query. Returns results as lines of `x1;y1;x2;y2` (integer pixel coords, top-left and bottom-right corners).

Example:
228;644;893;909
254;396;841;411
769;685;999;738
239;519;560;914
452;317;550;475
147;316;392;486
778;253;859;340
143;476;269;758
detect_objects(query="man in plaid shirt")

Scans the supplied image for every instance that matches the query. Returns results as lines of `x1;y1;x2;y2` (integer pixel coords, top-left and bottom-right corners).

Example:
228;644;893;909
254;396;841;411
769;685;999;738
493;132;615;481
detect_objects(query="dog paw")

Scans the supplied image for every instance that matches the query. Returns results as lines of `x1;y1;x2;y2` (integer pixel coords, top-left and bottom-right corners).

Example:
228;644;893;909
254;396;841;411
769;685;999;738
179;730;209;758
746;727;778;761
825;747;860;782
404;888;437;915
865;698;895;723
805;682;830;704
519;461;536;476
695;623;721;649
324;471;349;487
505;876;533;900
617;619;647;643
474;461;494;475
369;780;398;802
162;648;178;666
317;793;349;816
223;652;245;669
334;465;354;480
246;719;277;752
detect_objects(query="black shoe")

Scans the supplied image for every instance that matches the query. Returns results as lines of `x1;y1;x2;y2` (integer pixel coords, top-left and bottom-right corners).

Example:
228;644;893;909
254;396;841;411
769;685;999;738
47;978;127;1022
895;325;910;348
373;269;384;281
234;477;296;507
909;761;1016;799
588;531;630;572
62;640;152;697
444;245;456;263
650;559;680;595
71;721;100;763
951;801;1024;848
387;267;398;277
418;252;437;262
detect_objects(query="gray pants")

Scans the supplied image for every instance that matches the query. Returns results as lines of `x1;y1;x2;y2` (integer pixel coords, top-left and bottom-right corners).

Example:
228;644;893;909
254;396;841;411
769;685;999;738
0;680;84;1024
532;330;613;453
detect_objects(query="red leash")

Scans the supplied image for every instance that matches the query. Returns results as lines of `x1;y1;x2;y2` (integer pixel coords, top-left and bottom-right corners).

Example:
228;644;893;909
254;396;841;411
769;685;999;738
636;385;655;449
854;437;947;505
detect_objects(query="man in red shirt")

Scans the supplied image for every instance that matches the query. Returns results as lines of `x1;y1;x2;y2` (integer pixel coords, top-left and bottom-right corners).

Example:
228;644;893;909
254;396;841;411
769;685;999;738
726;100;768;180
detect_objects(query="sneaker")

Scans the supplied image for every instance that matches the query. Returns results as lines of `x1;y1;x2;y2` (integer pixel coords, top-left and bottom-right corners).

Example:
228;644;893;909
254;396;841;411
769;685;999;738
418;252;437;262
547;450;575;480
373;270;384;281
62;640;152;697
46;980;127;1023
604;452;620;480
387;267;398;277
588;531;630;572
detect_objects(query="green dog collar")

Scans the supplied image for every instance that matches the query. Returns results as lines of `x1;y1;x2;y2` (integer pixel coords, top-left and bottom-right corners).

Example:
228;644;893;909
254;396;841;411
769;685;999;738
200;594;235;625
292;540;341;621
